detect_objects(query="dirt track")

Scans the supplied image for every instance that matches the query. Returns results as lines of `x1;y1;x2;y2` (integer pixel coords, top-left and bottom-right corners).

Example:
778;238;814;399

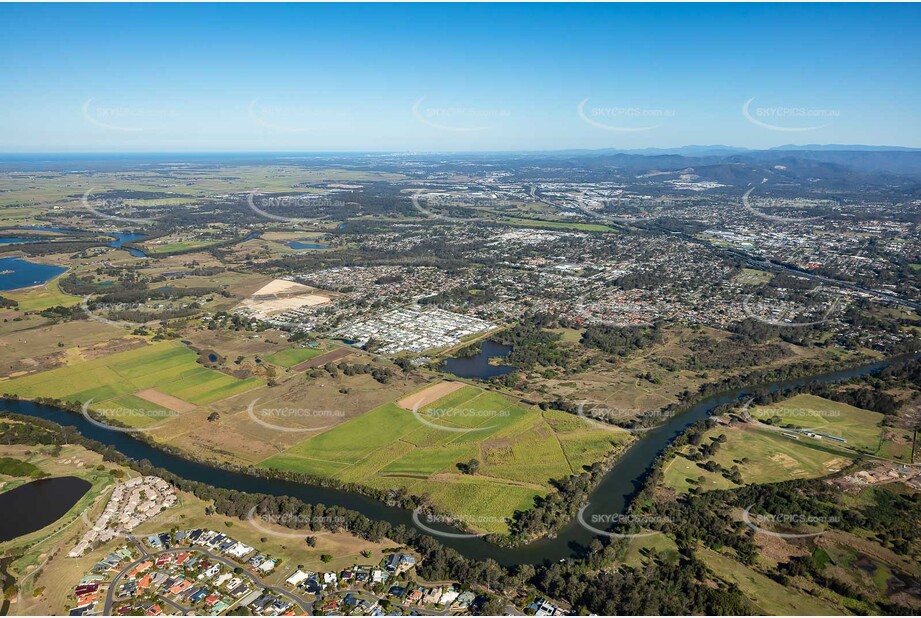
291;347;353;372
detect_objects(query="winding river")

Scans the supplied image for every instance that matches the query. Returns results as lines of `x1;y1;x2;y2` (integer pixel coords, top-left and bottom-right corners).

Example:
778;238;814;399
0;354;911;565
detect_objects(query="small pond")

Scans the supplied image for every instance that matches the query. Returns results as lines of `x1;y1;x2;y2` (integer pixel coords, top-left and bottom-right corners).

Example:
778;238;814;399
441;340;517;379
0;476;91;542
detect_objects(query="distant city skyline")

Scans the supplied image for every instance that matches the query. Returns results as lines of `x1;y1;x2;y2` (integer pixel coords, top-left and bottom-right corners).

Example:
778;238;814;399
2;2;920;152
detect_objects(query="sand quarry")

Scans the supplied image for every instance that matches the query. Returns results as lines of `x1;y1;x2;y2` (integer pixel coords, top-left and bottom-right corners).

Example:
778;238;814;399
239;279;332;316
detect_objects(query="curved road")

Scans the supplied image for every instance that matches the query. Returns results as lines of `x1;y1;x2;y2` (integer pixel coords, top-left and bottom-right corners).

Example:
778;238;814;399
103;541;311;615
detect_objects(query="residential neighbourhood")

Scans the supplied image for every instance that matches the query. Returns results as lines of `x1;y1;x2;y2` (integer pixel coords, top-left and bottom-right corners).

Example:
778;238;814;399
65;529;535;617
69;476;177;558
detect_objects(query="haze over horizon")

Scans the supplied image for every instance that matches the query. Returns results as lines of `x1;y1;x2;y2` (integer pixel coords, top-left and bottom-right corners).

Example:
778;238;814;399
2;2;920;152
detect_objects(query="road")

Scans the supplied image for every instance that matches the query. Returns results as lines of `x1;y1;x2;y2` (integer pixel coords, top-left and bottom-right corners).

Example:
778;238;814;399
532;182;921;314
103;541;311;616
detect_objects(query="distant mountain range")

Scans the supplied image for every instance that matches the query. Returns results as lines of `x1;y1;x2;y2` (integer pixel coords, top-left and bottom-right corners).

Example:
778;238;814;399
559;144;921;156
536;146;921;184
3;146;921;183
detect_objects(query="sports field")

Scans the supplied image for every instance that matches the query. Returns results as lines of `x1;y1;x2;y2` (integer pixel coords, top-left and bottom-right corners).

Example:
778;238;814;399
260;383;629;533
2;340;261;427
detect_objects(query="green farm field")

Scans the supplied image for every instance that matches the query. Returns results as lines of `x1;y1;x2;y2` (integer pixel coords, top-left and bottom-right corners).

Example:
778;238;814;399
1;340;261;426
265;345;330;368
260;385;629;533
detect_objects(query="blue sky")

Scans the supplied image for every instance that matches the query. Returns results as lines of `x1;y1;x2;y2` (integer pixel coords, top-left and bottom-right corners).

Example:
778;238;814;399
1;2;919;152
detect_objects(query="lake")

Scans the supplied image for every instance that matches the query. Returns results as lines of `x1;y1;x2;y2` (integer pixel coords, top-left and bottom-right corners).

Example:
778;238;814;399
441;340;517;379
0;228;148;258
0;225;75;246
287;240;329;250
107;232;148;258
0;256;67;291
0;476;91;542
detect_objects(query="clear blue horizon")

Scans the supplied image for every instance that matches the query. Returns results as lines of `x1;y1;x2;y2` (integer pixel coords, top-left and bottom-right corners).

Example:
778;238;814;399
2;2;919;153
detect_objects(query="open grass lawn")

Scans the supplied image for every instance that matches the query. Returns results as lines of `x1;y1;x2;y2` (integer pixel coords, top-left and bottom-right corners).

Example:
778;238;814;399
751;394;885;452
2;274;81;312
547;326;584;343
143;239;225;254
698;546;842;615
664;426;855;494
0;456;42;477
620;534;679;567
664;395;889;494
260;385;628;533
265;345;330;369
733;268;774;286
1;340;261;424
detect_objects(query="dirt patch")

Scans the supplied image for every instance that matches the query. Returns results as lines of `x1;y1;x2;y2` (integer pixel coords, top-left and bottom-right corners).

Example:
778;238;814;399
239;279;332;316
752;530;809;566
81;337;147;361
134;388;197;413
291;347;353;372
769;453;800;469
396;380;466;410
823;457;849;472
